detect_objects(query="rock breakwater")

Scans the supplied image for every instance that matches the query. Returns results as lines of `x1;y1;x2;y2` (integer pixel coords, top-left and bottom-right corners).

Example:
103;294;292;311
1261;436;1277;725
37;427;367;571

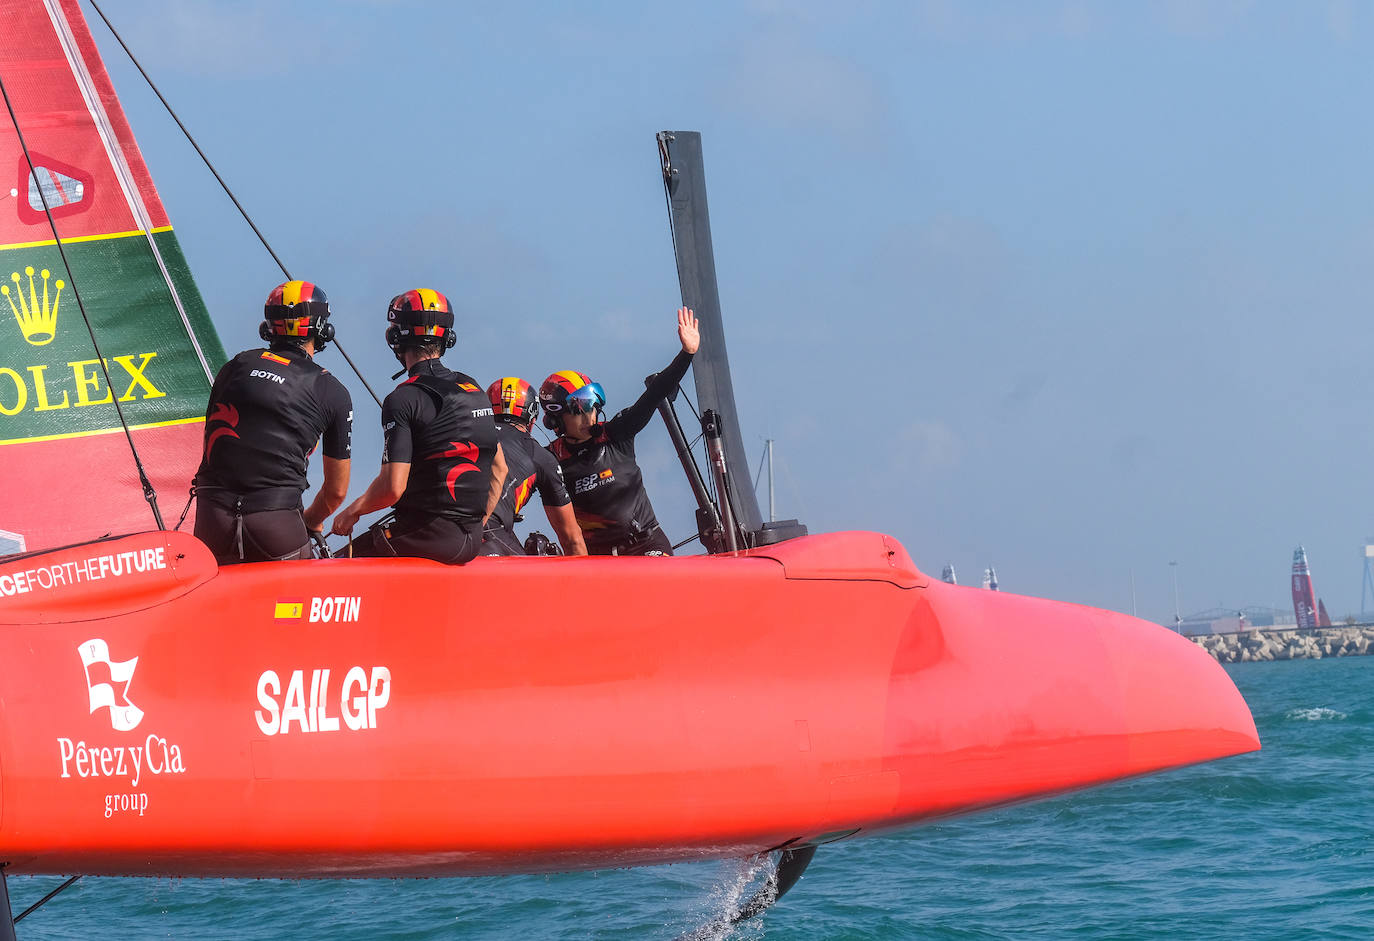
1192;626;1374;663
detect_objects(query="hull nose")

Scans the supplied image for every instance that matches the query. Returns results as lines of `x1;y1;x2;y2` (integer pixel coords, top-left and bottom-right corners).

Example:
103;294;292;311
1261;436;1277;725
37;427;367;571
881;583;1259;825
1094;605;1260;768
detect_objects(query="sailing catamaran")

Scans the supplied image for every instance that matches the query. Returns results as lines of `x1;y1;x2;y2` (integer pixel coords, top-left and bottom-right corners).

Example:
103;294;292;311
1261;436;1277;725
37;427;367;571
0;0;1258;932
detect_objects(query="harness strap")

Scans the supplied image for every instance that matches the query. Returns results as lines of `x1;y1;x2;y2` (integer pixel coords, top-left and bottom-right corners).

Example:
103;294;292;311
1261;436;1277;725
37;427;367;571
233;498;245;561
174;488;195;531
367;514;399;558
609;525;669;557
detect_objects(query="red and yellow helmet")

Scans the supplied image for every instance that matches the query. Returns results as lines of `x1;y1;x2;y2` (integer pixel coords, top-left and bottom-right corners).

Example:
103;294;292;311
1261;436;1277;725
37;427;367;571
539;370;605;430
487;377;538;425
261;280;334;348
385;288;455;351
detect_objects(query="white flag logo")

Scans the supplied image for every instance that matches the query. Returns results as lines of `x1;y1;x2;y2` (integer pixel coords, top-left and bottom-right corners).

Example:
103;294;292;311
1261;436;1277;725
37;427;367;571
78;638;144;732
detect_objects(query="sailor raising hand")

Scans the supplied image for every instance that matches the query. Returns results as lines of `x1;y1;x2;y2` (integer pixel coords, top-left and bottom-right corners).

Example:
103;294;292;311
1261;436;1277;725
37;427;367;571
538;308;698;557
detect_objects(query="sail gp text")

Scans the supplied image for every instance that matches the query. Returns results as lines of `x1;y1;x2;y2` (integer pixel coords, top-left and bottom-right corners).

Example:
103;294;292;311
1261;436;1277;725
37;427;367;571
56;734;187;818
255;666;391;735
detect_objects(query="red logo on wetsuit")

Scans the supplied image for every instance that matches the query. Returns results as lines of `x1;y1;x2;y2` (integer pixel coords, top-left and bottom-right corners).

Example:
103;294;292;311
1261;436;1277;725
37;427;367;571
424;441;480;500
204;402;240;457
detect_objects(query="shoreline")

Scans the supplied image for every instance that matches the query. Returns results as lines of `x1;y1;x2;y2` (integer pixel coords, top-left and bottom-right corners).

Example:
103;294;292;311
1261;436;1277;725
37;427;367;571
1190;626;1374;663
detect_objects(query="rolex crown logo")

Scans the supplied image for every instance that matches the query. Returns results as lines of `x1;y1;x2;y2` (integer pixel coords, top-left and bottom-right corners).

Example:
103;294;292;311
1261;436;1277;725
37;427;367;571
3;265;63;346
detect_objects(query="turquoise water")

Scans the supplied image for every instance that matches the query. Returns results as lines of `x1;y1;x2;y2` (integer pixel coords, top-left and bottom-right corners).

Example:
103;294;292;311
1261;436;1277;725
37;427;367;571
9;657;1371;939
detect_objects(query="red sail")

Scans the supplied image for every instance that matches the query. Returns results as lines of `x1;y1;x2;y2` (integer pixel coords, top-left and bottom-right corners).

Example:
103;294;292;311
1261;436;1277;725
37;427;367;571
0;0;225;555
1290;546;1318;629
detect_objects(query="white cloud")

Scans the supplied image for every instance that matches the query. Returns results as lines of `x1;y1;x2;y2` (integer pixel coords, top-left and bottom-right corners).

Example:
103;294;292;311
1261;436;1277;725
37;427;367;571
1325;0;1355;42
861;214;1016;318
908;0;1106;41
897;418;962;471
744;0;881;24
715;32;884;138
594;306;656;345
1153;0;1256;38
1057;1;1104;38
110;0;369;76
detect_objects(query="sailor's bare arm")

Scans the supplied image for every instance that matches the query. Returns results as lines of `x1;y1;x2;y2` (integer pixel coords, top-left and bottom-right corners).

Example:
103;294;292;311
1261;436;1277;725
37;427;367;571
545;503;587;556
304;456;350;532
482;443;508;527
330;462;409;536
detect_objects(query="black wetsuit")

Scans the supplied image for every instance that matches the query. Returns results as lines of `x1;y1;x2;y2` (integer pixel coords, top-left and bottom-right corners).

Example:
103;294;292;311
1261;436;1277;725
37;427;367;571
481;422;571;556
193;345;352;564
547;350;692;556
351;360;499;564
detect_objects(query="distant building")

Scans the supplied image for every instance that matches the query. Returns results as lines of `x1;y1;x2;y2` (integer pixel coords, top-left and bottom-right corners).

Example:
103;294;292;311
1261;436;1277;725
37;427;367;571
1177;607;1296;636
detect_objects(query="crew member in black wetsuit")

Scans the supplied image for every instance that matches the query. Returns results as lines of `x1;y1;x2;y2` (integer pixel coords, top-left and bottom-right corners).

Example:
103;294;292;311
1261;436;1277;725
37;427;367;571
539;307;698;556
193;280;352;564
481;377;587;557
330;289;506;564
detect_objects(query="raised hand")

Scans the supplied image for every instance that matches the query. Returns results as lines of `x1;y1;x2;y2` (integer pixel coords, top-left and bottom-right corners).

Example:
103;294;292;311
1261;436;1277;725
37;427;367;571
677;307;700;354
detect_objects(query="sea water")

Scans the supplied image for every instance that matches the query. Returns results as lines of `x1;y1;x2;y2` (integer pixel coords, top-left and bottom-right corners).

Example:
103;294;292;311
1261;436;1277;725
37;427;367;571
9;657;1372;939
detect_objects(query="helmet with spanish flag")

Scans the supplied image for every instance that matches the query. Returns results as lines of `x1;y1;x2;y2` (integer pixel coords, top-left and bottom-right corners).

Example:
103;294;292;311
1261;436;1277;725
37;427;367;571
260;280;334;350
539;370;605;431
385;288;456;353
487;377;538;426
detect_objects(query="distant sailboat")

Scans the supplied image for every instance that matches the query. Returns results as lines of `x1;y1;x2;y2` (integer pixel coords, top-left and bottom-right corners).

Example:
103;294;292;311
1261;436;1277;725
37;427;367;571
941;562;957;585
1291;546;1319;629
983;565;999;591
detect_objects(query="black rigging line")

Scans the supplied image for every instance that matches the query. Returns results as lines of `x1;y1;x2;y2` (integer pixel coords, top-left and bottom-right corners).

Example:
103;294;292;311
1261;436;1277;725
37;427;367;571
0;70;166;530
671;532;701;551
86;0;384;409
658;132;682;296
13;875;81;923
676;382;700;421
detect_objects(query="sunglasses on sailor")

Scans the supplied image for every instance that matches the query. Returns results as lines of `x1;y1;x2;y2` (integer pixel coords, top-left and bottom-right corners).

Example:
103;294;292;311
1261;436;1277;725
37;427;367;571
563;384;604;415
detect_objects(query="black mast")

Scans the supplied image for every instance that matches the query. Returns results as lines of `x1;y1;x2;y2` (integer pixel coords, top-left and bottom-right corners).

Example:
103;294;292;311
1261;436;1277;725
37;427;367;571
657;132;763;535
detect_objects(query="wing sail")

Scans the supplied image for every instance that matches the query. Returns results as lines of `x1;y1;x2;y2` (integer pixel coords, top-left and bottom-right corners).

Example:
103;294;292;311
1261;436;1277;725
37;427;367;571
0;0;226;553
658;132;764;536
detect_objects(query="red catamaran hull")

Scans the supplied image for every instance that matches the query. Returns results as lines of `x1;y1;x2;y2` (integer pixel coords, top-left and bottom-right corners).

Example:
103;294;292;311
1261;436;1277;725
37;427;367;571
0;530;1258;877
0;0;1258;887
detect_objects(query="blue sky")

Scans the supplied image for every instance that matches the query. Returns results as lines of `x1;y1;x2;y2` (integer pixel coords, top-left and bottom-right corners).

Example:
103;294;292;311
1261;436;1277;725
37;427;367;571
97;0;1374;623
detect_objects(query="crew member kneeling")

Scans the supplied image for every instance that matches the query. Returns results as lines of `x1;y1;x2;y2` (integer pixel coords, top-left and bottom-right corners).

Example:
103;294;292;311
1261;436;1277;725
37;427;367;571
482;377;587;556
193;280;351;564
331;289;505;564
